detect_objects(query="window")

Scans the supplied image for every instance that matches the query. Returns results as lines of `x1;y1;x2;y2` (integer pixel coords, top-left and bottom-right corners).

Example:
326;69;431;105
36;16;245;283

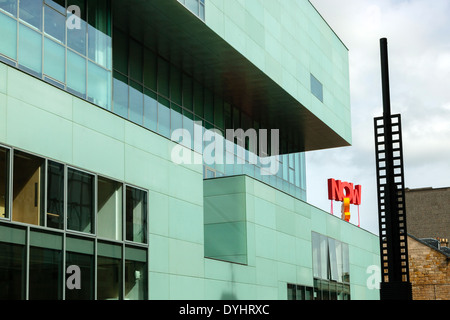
125;186;147;244
67;168;95;234
287;284;314;301
97;176;123;241
310;73;323;102
47;161;64;229
97;242;122;300
0;241;25;300
311;232;350;300
65;236;95;300
19;0;42;30
12;151;45;226
0;147;149;300
28;231;63;300
0;0;17;17
0;147;10;219
125;246;148;300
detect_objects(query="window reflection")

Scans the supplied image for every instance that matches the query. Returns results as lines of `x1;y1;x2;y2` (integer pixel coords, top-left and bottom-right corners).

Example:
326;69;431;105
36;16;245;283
126;186;147;244
19;0;42;29
47;161;64;229
67;168;95;234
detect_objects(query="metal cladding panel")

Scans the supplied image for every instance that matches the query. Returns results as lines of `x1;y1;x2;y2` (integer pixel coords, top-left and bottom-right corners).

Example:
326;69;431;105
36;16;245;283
112;0;351;153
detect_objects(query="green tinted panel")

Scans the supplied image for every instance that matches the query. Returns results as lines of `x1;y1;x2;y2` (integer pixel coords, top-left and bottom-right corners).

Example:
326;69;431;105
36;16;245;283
44;37;65;83
0;12;17;59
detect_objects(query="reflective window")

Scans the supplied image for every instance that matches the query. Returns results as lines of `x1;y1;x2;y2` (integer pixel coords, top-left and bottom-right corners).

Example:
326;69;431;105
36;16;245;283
125;186;147;244
65;236;95;300
0;148;9;219
125;247;148;300
88;61;111;109
44;4;65;43
0;0;17;17
97;242;122;300
97;176;123;241
12;151;45;226
47;161;64;229
28;231;63;300
67;168;95;234
311;232;351;300
19;0;42;30
0;241;25;300
287;284;314;301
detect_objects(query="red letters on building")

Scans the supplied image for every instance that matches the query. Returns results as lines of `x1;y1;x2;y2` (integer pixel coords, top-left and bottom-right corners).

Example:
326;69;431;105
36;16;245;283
328;179;362;205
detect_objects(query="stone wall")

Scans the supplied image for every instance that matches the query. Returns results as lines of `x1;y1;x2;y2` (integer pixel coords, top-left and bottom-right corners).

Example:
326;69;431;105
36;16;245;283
408;236;449;300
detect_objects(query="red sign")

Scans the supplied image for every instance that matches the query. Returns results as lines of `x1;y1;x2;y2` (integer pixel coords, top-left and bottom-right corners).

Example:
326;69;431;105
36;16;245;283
327;178;362;205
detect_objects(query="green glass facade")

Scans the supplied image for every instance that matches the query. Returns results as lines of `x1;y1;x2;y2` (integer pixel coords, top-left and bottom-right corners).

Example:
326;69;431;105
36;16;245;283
0;0;380;300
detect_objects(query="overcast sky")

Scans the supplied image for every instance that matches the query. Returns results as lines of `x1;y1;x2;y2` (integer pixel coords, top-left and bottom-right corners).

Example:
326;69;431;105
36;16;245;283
306;0;450;235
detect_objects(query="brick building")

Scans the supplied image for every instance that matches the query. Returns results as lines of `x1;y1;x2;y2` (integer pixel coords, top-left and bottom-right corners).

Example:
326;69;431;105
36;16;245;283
408;235;449;300
405;187;450;244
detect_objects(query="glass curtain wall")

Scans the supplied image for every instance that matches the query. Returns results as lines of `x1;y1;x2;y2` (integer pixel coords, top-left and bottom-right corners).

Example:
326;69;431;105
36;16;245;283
0;0;112;109
112;24;307;201
0;147;9;219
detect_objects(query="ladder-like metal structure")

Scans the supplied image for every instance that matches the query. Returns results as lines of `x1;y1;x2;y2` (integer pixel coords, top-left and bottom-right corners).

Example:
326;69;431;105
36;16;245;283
374;38;412;300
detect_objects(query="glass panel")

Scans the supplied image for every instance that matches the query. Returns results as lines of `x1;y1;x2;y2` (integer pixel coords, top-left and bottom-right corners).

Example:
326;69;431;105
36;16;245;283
185;0;199;15
0;148;9;219
157;57;169;97
143;89;157;132
170;104;182;138
193;80;203;118
45;0;65;15
47;161;64;229
342;243;350;283
182;73;193;111
113;27;128;75
170;65;182;105
19;0;42;30
44;37;65;83
0;242;25;300
125;248;147;300
97;246;122;300
143;48;156;90
88;61;111;109
97;176;123;241
0;11;18;59
328;238;338;281
113;72;129;118
29;246;63;300
129;81;143;125
67;0;86;55
125;186;147;244
157;96;170;138
319;234;328;280
67;168;95;234
88;0;111;69
65;251;94;300
44;5;65;43
18;23;42;75
312;233;320;278
305;286;313;301
287;284;296;300
0;0;17;17
129;39;142;82
67;49;86;96
12;151;45;226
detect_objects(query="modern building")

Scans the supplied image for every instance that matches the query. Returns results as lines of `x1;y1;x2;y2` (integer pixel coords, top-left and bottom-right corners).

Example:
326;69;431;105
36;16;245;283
0;0;380;300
